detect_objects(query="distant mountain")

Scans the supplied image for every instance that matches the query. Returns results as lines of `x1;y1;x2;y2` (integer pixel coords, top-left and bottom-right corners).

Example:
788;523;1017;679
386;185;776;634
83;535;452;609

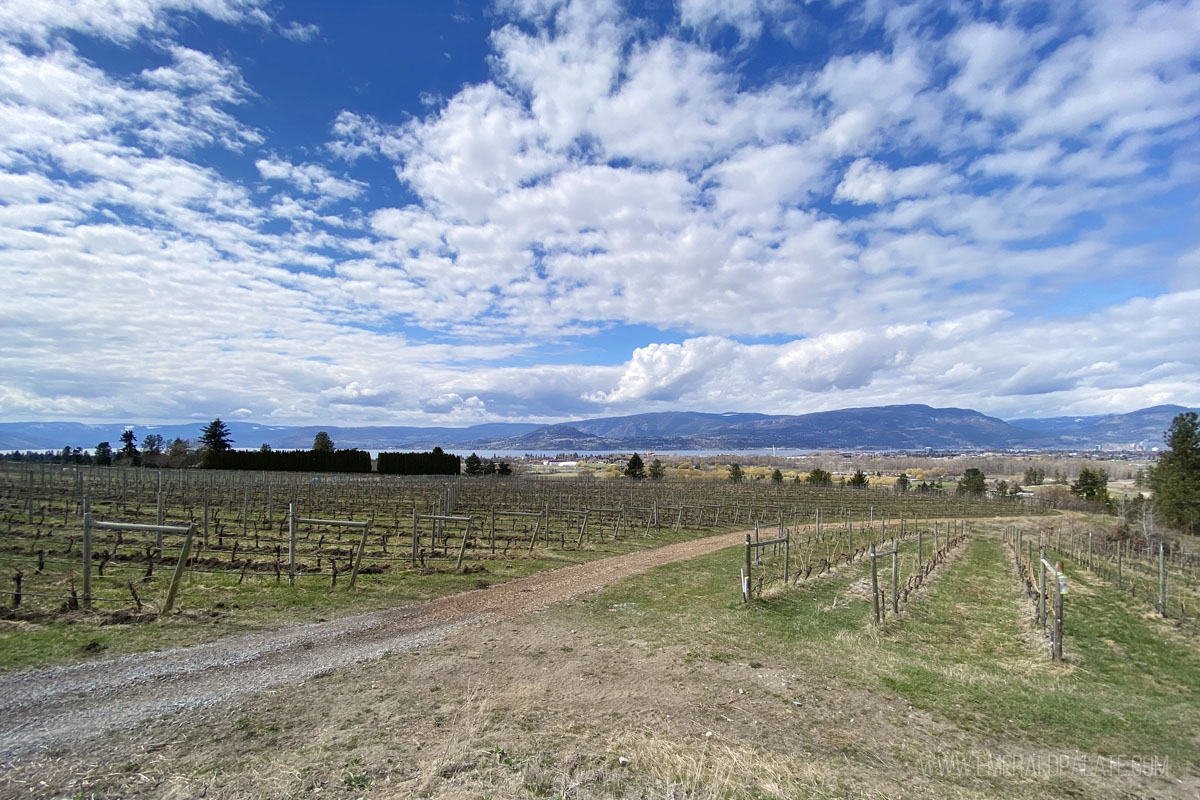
1;404;1194;453
477;405;1030;451
0;421;540;452
1008;405;1193;446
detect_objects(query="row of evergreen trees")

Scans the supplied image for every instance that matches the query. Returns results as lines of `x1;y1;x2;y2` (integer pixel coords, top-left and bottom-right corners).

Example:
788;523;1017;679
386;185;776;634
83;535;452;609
377;447;461;476
207;448;372;473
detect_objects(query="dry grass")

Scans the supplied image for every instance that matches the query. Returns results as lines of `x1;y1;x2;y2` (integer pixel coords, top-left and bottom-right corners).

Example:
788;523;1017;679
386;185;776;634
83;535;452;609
5;516;1198;800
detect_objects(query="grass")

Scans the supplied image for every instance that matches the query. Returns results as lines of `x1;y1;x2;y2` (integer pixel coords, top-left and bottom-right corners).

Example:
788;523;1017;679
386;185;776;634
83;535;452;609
10;515;1197;800
565;522;1199;796
0;523;730;673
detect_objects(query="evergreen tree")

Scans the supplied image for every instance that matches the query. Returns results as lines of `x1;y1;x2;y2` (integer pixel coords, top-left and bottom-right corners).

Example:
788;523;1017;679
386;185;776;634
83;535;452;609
624;453;646;479
805;468;833;486
1071;467;1109;504
94;441;113;466
771;468;783;483
464;453;483;476
201;420;233;449
497;461;512;476
895;473;910;493
119;429;141;465
1152;412;1200;535
728;463;744;483
200;418;233;465
957;468;986;496
312;431;334;453
848;469;868;488
648;459;666;480
142;434;165;455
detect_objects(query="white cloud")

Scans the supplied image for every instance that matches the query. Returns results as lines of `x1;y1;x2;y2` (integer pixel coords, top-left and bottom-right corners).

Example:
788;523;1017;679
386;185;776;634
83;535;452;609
256;157;365;201
0;0;270;45
279;21;319;41
0;0;1197;425
678;0;786;42
834;159;953;205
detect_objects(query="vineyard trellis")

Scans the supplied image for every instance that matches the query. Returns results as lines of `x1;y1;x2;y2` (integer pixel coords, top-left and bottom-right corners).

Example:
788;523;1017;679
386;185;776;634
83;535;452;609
1007;520;1200;637
0;462;1047;618
1007;527;1068;660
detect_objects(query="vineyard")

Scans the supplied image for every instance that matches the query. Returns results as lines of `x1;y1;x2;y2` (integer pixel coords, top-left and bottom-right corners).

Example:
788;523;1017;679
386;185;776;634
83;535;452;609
0;462;1043;627
1007;518;1200;649
1;459;1197;800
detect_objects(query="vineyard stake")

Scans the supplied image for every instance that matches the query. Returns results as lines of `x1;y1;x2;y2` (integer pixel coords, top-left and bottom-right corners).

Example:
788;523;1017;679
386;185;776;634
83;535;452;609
1159;543;1167;616
870;544;879;623
349;520;373;589
82;504;93;610
1038;546;1046;629
744;534;752;602
891;542;899;614
454;519;471;572
162;523;196;615
288;502;296;585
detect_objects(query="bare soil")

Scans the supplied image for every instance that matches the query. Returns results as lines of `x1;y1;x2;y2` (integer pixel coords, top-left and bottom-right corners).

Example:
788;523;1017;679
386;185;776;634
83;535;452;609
0;528;752;772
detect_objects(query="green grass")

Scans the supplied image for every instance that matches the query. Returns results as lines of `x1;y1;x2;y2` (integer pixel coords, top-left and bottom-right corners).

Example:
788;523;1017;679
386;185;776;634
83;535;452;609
578;524;1200;782
0;523;733;673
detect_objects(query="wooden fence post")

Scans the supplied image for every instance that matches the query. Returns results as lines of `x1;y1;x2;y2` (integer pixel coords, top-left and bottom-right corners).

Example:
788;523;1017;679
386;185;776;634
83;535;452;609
870;544;879;623
288;502;296;585
1038;546;1046;629
784;529;790;585
411;506;419;567
1054;586;1064;661
82;507;93;610
455;519;472;572
162;523;196;615
744;534;752;601
1159;543;1167;616
891;543;899;614
349;521;372;589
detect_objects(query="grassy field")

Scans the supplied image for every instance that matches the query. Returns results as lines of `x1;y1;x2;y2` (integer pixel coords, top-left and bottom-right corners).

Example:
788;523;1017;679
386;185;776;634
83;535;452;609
24;513;1197;799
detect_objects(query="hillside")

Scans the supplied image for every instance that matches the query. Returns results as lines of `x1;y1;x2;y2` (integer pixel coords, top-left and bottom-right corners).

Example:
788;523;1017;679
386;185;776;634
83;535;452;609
1;404;1194;452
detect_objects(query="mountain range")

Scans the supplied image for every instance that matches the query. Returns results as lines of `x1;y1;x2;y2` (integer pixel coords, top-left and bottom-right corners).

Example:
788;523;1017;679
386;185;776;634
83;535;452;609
0;404;1193;453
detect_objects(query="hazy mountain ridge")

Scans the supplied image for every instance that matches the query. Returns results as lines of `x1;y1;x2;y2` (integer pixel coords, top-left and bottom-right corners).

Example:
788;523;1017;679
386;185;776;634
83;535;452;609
2;404;1193;452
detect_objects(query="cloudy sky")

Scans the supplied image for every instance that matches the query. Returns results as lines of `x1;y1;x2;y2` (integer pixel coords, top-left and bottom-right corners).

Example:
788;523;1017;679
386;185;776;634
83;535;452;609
1;0;1197;426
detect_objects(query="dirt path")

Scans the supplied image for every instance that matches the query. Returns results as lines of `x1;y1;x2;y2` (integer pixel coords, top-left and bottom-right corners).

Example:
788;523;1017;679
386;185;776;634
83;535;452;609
0;528;753;764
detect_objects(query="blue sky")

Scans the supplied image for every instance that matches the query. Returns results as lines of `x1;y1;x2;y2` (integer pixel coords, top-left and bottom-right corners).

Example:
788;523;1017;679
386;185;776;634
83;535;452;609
1;0;1198;426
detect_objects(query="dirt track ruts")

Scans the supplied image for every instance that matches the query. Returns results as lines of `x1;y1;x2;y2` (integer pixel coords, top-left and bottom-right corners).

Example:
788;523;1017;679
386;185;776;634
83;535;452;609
0;528;752;764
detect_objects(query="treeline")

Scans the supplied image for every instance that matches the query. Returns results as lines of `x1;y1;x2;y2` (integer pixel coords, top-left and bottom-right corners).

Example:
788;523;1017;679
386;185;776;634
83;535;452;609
206;448;372;473
377;447;460;476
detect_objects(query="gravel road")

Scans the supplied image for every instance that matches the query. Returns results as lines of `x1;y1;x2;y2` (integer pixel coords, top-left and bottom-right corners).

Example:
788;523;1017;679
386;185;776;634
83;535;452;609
0;528;750;764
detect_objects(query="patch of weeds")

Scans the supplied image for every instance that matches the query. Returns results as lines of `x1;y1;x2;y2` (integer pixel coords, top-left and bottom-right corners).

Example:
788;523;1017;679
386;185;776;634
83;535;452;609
523;779;555;798
233;715;280;739
489;746;519;771
341;758;373;790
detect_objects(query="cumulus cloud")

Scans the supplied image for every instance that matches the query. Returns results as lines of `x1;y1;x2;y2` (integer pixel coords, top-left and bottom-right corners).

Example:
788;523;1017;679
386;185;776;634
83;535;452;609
0;0;1197;425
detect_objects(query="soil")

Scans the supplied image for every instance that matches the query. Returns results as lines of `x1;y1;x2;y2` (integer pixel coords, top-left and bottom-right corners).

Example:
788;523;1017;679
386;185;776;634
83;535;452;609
0;528;752;767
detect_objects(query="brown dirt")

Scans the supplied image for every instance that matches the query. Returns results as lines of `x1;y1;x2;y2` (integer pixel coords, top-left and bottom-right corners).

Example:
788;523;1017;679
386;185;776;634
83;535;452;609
0;528;754;771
